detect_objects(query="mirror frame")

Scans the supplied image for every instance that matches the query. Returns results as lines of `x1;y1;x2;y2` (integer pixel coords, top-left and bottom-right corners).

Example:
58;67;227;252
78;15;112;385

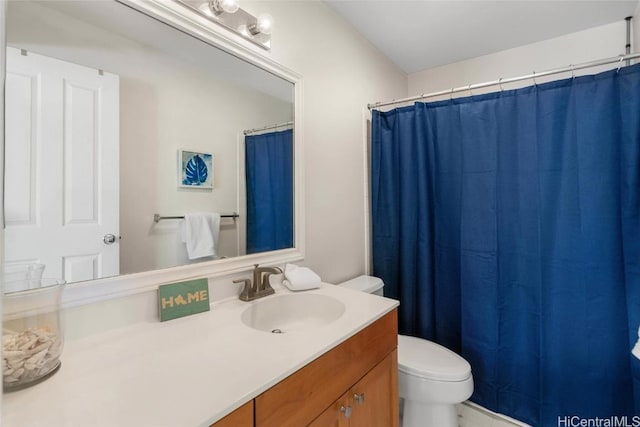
1;0;305;307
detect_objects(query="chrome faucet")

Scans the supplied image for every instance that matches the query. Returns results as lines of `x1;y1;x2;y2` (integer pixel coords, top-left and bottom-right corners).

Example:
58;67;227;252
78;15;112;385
234;264;282;301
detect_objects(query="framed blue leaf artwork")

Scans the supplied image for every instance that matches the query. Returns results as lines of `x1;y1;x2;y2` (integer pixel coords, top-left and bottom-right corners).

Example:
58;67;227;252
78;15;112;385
178;150;213;189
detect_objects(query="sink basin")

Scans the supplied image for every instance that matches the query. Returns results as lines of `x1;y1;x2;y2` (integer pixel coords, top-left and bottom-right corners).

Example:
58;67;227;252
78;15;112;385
240;293;346;333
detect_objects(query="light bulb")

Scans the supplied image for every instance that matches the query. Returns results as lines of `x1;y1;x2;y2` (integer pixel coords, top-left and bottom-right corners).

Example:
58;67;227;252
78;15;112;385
205;0;239;16
248;13;274;36
218;0;239;14
256;13;273;35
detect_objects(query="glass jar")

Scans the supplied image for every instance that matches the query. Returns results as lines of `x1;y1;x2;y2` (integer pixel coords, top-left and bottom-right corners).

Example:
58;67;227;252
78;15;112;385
3;279;65;391
3;263;45;293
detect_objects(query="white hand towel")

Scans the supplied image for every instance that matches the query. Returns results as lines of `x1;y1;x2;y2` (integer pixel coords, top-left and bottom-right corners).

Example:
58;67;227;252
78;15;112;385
180;212;221;260
283;263;321;291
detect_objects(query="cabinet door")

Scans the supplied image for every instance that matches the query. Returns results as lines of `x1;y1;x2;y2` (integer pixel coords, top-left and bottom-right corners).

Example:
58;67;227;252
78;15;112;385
309;393;350;427
349;350;399;427
210;401;253;427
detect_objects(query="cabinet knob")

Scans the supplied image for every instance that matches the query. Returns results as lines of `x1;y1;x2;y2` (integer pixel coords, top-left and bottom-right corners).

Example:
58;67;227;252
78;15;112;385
353;392;365;405
340;405;353;419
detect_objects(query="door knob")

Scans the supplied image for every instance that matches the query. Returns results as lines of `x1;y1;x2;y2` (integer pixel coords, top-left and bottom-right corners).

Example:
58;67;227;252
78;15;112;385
103;234;118;245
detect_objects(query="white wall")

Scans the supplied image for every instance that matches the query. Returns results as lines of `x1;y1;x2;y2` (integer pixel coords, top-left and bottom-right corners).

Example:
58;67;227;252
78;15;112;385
6;1;292;275
244;1;407;283
409;21;631;98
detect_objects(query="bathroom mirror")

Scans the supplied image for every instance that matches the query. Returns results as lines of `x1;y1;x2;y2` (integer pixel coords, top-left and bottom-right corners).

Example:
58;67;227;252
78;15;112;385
3;0;304;300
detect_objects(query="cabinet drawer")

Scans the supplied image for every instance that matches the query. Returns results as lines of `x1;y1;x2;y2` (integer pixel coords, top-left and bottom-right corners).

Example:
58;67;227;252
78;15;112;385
255;309;397;427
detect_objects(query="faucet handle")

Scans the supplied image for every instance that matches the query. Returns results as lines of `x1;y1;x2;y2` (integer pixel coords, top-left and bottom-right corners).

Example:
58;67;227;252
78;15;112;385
234;278;253;301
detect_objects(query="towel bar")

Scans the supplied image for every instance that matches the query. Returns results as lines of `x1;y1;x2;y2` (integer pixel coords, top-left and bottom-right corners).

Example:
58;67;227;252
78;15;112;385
153;213;239;223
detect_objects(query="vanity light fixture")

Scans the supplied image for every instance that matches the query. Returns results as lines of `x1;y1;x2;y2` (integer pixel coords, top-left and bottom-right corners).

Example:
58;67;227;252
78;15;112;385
175;0;272;50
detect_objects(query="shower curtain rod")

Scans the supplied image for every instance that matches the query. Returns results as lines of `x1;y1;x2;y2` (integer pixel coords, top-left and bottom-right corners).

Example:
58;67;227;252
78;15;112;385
368;52;640;110
243;121;294;135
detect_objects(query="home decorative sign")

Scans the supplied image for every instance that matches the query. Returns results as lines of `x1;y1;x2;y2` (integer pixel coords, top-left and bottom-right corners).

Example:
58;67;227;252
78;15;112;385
178;149;213;189
158;278;210;321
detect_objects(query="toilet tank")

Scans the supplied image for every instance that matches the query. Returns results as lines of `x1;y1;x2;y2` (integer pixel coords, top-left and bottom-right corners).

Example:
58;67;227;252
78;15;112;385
338;275;384;296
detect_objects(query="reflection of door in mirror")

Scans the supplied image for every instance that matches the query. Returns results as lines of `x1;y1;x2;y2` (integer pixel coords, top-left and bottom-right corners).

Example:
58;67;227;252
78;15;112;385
4;47;120;287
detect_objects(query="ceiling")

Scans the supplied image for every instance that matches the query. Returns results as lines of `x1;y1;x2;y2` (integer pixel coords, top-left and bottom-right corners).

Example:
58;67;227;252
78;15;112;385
325;1;639;74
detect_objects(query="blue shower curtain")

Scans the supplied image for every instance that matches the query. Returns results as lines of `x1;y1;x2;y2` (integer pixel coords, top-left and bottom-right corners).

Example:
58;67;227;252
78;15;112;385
245;129;293;254
371;65;640;426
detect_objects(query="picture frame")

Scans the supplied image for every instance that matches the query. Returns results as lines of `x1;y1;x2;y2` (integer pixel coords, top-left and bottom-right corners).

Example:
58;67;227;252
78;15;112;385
178;149;214;189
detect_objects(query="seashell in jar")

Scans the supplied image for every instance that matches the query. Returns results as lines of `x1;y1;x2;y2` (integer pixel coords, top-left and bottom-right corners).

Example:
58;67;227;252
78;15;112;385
2;327;60;387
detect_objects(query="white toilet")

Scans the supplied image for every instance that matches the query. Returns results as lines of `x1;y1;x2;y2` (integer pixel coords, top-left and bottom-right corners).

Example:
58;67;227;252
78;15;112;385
338;275;473;427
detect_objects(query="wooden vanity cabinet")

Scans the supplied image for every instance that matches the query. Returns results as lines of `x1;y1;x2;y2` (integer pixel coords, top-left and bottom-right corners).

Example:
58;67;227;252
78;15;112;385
255;309;398;427
212;309;398;427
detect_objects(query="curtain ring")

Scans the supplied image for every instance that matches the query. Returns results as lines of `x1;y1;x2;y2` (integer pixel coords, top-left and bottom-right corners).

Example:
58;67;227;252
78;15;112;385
617;55;624;73
498;77;504;92
449;88;454;101
570;64;575;79
468;84;473;96
532;71;538;86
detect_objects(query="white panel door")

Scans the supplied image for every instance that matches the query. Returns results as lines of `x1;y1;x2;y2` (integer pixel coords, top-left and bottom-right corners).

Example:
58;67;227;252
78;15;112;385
5;47;119;284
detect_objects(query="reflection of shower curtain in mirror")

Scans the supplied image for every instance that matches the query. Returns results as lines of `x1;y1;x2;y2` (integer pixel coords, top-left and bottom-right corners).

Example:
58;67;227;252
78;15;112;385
245;129;294;254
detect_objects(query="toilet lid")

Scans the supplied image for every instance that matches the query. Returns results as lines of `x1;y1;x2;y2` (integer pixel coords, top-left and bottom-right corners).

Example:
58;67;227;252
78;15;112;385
398;335;471;381
338;275;384;294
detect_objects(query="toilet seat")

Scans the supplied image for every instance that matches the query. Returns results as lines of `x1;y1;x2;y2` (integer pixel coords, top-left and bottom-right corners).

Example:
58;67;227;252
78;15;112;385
398;335;471;382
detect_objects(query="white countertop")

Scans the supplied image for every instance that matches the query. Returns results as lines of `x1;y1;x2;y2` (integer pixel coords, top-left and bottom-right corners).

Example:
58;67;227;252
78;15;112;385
2;283;398;427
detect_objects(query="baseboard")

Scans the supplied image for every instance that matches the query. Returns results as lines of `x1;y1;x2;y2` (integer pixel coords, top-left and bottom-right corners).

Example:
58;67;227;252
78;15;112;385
457;401;531;427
